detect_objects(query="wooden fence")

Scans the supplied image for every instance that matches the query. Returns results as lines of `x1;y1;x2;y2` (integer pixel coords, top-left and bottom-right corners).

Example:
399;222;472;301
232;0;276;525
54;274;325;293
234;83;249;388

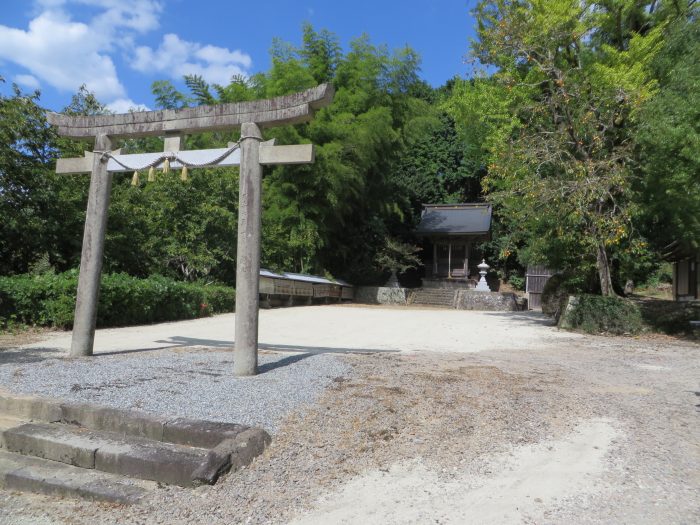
526;265;554;310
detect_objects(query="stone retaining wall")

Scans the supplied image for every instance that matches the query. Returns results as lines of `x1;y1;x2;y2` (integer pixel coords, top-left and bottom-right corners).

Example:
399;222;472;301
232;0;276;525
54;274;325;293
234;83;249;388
355;287;408;305
455;290;520;311
356;286;523;311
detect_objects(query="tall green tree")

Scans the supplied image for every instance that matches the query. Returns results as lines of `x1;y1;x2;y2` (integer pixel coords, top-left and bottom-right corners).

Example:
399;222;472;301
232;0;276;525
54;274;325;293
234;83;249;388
449;0;667;295
0;79;57;274
636;13;700;253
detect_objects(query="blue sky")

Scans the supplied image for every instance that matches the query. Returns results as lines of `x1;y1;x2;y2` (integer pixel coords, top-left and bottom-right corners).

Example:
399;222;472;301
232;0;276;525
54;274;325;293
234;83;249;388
0;1;479;112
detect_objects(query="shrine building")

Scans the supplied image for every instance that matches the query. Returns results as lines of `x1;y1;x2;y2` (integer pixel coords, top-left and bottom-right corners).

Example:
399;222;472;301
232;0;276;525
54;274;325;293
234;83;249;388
415;203;492;288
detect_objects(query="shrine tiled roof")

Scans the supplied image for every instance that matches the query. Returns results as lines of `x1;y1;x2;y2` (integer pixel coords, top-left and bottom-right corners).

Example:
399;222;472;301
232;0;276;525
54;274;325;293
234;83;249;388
415;203;492;235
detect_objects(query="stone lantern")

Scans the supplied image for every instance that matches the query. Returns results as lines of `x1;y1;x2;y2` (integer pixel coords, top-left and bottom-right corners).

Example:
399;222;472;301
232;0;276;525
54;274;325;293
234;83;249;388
475;259;491;292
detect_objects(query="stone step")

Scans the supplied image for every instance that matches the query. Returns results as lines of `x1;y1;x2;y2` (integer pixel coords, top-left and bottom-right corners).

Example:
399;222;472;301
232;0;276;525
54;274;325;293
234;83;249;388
0;390;250;447
0;450;154;504
410;289;457;308
1;422;210;487
0;415;25;431
0;391;271;502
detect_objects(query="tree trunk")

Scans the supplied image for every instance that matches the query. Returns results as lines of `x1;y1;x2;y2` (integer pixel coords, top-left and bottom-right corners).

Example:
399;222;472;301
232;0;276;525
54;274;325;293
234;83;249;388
596;242;615;296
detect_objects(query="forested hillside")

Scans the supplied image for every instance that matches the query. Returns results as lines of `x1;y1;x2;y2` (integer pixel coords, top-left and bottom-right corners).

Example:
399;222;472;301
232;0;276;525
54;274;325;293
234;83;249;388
1;2;698;294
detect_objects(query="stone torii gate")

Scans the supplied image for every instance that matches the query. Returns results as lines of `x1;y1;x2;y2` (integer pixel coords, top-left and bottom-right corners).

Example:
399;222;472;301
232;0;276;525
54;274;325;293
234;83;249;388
47;84;334;376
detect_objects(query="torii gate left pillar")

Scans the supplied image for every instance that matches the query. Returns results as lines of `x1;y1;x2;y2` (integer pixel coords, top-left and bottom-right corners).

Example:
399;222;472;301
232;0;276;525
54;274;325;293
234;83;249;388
48;84;334;376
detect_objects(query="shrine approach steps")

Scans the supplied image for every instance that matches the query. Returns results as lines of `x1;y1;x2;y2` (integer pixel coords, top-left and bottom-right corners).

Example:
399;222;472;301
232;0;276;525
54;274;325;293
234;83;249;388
0;391;269;504
408;288;458;308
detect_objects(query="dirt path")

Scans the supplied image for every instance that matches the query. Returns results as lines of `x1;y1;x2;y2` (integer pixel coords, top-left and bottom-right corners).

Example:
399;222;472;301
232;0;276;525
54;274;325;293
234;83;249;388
290;418;620;524
0;308;698;524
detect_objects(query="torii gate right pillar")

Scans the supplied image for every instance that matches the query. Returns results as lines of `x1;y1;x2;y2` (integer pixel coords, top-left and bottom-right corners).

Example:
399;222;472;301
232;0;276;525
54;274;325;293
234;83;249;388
234;123;263;376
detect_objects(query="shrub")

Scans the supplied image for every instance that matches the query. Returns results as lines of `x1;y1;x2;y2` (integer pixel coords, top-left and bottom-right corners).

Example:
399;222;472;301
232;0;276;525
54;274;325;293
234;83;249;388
507;271;525;291
560;294;644;335
0;272;235;329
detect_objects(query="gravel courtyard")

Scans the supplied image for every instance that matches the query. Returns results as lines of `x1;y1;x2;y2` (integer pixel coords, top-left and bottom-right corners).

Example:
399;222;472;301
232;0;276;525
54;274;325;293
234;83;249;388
0;304;698;524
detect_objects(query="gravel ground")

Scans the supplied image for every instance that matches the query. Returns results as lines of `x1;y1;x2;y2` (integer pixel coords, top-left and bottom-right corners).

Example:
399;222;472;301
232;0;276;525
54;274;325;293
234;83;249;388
0;307;698;524
13;305;583;355
0;348;351;433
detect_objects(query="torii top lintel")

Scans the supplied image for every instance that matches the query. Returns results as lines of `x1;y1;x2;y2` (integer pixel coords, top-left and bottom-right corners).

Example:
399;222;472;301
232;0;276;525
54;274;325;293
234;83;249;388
46;84;334;139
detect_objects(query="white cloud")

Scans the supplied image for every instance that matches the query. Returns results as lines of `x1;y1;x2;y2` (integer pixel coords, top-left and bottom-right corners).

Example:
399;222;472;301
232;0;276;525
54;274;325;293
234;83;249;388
0;0;162;103
0;0;253;110
133;33;252;86
14;74;41;90
106;97;150;114
0;11;126;100
195;45;252;68
34;0;161;35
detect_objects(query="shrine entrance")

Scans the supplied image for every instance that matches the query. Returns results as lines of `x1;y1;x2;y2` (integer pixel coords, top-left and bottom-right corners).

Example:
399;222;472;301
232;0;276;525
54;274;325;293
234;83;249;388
48;84;334;376
433;242;470;279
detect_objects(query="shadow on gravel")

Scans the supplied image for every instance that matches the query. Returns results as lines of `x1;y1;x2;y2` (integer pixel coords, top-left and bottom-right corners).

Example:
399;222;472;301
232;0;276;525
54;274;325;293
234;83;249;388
482;311;558;327
256;343;398;373
259;342;400;355
257;353;312;373
93;336;399;374
0;347;63;365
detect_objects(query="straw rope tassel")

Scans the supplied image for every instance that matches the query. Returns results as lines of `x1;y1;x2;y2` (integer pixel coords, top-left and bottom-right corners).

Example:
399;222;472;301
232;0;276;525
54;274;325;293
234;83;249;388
180;165;189;182
131;171;139;186
147;166;155;182
163;158;170;174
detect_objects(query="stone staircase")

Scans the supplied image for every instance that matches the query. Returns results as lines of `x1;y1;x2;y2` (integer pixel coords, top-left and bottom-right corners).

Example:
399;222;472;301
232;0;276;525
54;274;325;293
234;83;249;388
408;288;457;308
0;391;270;504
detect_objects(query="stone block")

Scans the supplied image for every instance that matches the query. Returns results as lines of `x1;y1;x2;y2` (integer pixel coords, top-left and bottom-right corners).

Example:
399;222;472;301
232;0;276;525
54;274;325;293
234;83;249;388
455;290;520;311
95;439;208;487
163;418;248;448
0;450;151;504
192;428;271;485
2;423;98;468
60;402;166;441
0;391;62;422
355;286;408;305
557;295;580;330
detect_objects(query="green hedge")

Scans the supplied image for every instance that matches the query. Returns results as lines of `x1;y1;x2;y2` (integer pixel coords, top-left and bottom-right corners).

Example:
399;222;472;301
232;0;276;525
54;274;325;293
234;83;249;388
0;271;234;329
560;294;644;335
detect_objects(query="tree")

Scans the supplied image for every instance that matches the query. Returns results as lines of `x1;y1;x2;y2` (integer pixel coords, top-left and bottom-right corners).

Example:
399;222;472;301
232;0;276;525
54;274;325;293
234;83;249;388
636;13;700;253
374;237;422;286
391;111;481;223
451;0;665;295
0;79;59;274
300;23;342;84
152;80;191;109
